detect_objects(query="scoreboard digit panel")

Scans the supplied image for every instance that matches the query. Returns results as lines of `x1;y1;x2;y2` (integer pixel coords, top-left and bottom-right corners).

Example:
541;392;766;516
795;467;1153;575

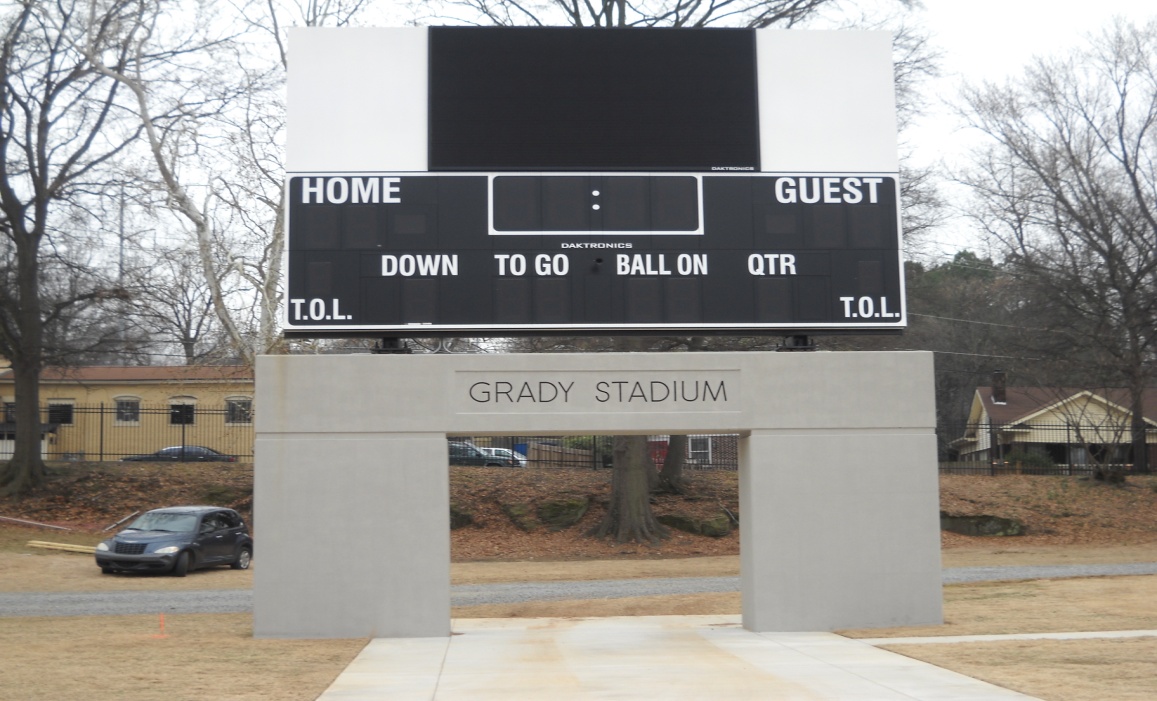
285;173;903;332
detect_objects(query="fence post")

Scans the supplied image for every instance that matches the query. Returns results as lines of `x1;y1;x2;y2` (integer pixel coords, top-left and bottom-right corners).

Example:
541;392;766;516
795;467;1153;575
1066;424;1072;476
99;402;105;461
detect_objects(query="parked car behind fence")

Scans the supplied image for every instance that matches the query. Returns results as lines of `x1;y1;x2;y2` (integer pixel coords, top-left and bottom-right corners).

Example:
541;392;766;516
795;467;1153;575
479;446;528;467
448;441;521;467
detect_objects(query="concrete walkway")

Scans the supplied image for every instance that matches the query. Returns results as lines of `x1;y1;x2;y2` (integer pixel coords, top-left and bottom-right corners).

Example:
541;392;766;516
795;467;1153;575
316;615;1043;700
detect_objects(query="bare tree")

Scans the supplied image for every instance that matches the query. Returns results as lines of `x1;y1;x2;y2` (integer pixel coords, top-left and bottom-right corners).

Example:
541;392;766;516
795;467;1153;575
81;3;266;363
958;18;1157;473
422;0;834;28
0;0;149;495
84;0;376;367
126;246;226;363
901;253;1035;430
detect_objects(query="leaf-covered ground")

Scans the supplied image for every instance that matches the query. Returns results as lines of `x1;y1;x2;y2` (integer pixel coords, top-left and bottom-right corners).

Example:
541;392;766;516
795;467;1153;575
938;473;1157;548
1;462;253;532
2;462;1156;560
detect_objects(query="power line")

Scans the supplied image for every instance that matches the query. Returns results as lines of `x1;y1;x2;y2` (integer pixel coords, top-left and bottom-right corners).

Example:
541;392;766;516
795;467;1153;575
909;312;1033;330
878;346;1040;361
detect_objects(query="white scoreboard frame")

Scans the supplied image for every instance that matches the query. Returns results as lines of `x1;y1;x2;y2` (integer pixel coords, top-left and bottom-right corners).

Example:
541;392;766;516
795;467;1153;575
287;28;898;174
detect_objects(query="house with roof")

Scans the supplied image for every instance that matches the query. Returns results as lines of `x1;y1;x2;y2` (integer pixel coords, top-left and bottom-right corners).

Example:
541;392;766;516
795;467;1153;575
952;376;1157;470
0;365;254;461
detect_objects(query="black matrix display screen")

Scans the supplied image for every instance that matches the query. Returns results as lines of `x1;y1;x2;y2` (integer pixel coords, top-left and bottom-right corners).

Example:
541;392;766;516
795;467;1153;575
427;27;760;172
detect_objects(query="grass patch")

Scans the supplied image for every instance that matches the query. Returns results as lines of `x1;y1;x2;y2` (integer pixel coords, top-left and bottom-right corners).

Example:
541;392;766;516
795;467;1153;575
0;613;364;701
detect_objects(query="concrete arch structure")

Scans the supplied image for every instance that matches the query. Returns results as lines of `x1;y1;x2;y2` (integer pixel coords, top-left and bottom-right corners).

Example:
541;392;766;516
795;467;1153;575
254;351;942;638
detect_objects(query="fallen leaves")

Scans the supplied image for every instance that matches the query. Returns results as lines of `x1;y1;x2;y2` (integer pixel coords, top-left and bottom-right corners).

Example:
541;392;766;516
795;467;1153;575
3;463;1156;560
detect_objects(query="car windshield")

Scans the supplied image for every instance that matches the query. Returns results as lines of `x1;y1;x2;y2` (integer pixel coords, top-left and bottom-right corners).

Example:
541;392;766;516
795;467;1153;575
125;512;198;533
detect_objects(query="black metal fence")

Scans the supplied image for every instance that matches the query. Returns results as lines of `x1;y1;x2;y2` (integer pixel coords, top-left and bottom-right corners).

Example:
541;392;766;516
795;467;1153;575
457;435;740;471
937;420;1157;476
6;403;255;462
478;423;1154;476
19;410;1151;475
937;462;1126;477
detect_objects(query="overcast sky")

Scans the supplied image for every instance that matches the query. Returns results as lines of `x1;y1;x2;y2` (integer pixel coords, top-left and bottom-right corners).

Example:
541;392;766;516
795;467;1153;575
897;1;1156;259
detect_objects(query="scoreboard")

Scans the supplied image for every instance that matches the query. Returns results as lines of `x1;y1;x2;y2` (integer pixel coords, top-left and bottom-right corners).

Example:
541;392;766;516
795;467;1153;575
285;27;905;336
287;172;901;331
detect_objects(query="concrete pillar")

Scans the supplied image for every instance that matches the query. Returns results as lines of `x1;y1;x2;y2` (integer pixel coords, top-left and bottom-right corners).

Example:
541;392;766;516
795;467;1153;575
740;430;942;631
253;433;450;638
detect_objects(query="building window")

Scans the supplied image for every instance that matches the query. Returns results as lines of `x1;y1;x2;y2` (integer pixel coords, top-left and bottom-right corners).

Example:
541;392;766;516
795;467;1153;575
169;402;195;425
688;436;711;463
115;398;141;424
225;398;252;424
3;402;14;424
47;402;74;426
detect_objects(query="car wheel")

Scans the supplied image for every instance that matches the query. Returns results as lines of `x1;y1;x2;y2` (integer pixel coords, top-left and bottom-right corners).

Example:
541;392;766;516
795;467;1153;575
100;566;114;575
172;551;191;577
231;545;252;570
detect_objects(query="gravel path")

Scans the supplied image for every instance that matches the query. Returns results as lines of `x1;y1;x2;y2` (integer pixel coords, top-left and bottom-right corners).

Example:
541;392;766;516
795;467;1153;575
2;563;1156;618
942;562;1157;584
0;589;253;617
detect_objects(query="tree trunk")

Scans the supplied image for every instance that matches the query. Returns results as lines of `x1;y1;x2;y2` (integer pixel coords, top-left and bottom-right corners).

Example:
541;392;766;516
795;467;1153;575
1130;386;1150;474
0;234;47;496
587;336;666;543
658;434;689;494
1;360;47;496
589;435;668;544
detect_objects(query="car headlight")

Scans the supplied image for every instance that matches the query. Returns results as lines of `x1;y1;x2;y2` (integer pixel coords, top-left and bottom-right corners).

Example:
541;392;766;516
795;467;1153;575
96;542;109;551
154;546;180;555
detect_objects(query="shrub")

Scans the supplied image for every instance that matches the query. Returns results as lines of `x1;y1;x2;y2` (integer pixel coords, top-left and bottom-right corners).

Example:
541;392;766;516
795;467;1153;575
1002;449;1054;470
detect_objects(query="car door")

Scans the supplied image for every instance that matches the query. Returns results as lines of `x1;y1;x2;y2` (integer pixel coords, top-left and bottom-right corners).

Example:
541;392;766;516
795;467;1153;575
174;446;209;461
196;513;231;563
215;511;247;557
449;443;484;465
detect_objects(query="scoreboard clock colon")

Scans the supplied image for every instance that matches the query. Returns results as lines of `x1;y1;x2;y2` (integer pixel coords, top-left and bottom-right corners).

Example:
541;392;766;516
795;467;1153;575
285;27;905;336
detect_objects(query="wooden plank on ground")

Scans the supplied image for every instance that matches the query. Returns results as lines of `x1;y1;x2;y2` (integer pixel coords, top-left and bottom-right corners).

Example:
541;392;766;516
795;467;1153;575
27;540;96;554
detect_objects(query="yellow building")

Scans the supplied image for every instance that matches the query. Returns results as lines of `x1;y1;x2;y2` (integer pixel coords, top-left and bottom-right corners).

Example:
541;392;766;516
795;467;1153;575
0;366;254;461
953;383;1157;469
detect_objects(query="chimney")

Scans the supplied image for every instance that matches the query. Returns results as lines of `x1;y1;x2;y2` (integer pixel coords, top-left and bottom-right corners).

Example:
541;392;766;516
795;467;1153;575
992;371;1007;404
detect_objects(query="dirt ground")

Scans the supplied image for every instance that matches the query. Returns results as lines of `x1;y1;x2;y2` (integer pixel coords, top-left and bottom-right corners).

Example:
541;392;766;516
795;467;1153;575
2;467;1157;700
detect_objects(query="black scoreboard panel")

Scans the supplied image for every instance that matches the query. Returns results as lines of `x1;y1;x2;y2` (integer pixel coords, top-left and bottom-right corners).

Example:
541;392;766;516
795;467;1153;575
285;174;904;334
427;27;760;172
